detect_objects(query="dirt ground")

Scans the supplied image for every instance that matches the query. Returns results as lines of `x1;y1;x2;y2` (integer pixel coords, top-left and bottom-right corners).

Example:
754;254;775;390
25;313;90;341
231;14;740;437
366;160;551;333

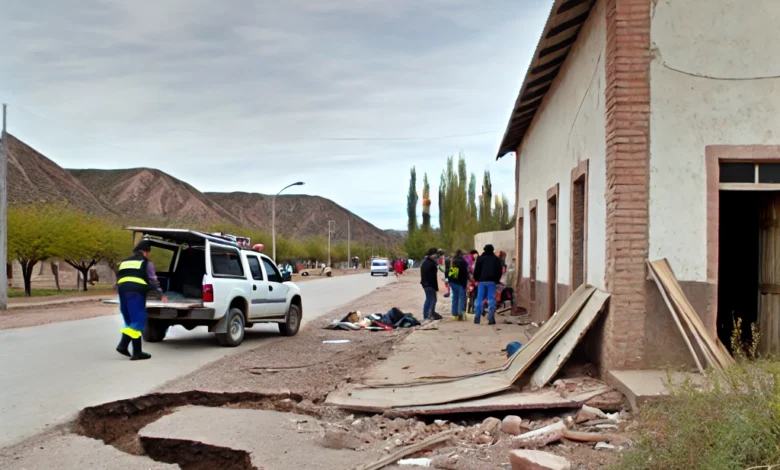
1;273;631;469
0;302;115;330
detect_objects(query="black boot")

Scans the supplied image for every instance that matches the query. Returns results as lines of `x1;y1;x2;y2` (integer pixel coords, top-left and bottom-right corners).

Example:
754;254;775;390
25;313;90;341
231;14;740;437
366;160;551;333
131;338;151;361
116;334;131;357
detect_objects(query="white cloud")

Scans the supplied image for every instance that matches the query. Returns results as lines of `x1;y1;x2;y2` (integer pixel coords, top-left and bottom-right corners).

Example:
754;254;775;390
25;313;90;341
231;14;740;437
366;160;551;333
0;0;551;229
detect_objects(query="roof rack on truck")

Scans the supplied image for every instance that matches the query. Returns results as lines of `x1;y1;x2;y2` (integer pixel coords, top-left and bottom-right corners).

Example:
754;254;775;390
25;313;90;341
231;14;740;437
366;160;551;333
125;227;252;250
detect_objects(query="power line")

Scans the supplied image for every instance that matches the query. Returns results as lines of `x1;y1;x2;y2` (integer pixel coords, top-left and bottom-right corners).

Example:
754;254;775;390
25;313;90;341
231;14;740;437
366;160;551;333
317;131;498;141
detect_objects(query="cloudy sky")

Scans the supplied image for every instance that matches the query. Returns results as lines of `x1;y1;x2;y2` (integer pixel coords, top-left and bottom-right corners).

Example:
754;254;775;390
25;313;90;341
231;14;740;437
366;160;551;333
1;0;549;230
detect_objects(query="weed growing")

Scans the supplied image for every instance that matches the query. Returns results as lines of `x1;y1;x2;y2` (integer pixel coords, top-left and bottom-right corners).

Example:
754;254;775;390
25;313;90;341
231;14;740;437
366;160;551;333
615;361;780;470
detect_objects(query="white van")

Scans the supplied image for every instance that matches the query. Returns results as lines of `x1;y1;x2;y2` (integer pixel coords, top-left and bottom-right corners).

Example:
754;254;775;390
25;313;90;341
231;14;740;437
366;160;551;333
370;258;389;277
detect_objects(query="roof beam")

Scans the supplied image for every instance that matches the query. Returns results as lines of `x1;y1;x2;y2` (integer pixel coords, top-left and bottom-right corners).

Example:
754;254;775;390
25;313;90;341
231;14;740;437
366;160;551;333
546;11;589;39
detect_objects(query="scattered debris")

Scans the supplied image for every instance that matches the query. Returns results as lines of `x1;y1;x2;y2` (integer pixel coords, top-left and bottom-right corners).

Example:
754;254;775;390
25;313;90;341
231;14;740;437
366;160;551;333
397;457;432;467
594;442;616;451
512;421;569;448
575;405;607;424
561;429;629;445
501;415;531;436
353;430;453;470
508;449;571;470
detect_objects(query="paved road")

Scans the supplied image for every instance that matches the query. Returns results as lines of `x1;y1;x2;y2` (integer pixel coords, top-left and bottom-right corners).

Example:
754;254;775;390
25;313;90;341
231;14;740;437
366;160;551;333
0;273;393;448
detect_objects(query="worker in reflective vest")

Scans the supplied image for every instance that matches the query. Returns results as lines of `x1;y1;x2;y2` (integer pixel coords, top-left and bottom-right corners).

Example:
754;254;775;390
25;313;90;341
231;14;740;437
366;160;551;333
115;240;167;360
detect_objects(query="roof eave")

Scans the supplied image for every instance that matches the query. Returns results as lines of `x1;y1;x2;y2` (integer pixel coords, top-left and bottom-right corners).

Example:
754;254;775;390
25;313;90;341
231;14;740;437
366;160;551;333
496;0;597;160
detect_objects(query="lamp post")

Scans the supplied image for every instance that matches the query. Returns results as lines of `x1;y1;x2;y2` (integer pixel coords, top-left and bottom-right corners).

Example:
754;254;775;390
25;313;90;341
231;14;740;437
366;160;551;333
272;181;304;261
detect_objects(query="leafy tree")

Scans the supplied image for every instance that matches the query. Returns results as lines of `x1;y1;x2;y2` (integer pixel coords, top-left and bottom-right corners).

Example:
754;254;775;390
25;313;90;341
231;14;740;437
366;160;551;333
468;174;477;218
8;204;65;296
404;229;439;261
407;167;419;233
58;212;114;292
103;224;134;282
479;171;493;231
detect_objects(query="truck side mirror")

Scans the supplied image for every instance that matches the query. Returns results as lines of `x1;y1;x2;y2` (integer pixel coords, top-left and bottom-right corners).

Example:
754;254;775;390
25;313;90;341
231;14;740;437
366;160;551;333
282;272;292;282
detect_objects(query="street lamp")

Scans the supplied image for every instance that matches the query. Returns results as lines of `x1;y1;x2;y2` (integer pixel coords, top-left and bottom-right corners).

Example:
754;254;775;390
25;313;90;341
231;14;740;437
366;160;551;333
272;181;304;261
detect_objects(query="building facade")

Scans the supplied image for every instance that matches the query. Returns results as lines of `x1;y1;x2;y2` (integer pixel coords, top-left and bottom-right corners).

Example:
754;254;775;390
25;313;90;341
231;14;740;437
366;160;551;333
498;0;780;370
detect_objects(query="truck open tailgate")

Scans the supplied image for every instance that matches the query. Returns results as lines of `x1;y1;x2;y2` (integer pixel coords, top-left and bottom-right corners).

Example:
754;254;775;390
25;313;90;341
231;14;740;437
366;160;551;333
102;299;204;309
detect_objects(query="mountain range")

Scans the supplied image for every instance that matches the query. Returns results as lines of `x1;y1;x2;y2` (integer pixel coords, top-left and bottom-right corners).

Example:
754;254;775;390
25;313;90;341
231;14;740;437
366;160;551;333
5;134;401;245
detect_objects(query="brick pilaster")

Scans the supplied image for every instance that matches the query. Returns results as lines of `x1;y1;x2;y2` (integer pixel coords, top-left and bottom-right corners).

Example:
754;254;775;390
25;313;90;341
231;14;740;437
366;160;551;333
602;0;651;370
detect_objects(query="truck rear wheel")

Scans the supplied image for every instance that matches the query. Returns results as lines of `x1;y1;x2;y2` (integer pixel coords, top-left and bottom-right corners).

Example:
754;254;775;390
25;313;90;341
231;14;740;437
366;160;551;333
279;304;301;337
216;308;245;347
144;319;168;342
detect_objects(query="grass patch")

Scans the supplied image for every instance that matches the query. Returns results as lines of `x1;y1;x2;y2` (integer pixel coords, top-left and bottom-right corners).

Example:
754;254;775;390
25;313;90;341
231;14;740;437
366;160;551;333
615;361;780;470
8;286;113;298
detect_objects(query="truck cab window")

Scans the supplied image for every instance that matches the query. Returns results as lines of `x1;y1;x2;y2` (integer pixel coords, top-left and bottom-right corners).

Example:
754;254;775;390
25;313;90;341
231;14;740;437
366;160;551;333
211;247;245;277
246;256;264;281
262;258;282;283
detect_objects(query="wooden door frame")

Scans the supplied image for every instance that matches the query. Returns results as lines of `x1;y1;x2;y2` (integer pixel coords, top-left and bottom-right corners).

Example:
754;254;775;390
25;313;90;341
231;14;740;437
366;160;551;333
547;183;559;317
570;160;589;295
529;200;538;306
706;145;780;336
516;207;524;300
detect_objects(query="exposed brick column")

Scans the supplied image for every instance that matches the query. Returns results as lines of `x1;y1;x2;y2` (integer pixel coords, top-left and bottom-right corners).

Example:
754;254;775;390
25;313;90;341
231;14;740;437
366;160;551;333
602;0;651;370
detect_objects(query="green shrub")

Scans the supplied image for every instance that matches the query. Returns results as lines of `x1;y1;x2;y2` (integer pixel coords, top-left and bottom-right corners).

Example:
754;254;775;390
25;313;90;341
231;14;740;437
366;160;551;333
616;362;780;470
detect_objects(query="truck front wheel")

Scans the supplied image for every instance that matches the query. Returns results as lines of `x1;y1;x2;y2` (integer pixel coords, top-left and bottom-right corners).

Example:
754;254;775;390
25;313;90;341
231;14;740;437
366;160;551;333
144;319;168;342
279;304;301;337
216;308;245;347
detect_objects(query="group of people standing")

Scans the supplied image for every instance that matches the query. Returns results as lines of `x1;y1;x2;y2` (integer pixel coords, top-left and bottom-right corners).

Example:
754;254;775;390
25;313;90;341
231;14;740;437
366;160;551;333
420;244;504;325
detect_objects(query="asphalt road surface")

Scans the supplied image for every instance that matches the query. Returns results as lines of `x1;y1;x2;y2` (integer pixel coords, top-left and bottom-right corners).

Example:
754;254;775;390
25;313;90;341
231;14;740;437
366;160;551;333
0;273;394;448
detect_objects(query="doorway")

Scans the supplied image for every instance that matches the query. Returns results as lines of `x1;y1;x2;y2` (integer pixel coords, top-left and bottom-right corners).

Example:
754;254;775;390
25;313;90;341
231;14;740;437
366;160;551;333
717;191;761;349
530;203;538;305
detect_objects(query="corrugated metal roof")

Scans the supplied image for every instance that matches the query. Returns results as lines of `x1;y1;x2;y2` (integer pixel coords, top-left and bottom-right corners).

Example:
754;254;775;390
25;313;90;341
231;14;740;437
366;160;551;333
496;0;597;159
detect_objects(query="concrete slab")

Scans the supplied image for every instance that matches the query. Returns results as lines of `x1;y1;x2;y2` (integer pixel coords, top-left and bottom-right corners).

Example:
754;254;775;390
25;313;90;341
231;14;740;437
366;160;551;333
0;434;177;470
607;370;705;411
139;406;382;470
362;318;535;386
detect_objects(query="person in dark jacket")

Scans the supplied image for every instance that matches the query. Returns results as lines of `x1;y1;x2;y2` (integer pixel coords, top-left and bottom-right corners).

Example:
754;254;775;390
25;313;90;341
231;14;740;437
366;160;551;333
114;240;167;360
420;248;442;320
473;244;503;325
447;250;470;321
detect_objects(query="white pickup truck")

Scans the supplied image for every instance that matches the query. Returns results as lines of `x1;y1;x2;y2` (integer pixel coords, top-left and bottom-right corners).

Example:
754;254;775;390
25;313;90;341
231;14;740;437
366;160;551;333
110;228;303;347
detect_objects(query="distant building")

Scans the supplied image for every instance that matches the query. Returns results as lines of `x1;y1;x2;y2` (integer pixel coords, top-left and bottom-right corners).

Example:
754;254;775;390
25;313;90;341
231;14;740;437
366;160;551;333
496;0;780;370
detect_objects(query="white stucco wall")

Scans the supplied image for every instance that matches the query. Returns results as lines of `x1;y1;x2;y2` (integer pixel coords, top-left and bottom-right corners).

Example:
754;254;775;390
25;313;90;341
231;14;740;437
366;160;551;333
516;0;607;289
649;0;780;282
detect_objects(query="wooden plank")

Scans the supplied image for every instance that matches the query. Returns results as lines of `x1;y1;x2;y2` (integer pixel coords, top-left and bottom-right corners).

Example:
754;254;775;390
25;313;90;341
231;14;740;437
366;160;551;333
720;183;780;191
383;383;615;418
649;260;721;369
530;289;611;388
504;284;596;383
325;285;597;411
649;259;733;369
647;261;706;374
354;430;454;470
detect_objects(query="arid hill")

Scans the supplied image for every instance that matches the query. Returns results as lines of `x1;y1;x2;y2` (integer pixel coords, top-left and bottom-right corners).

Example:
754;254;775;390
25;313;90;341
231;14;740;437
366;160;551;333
206;192;398;244
3;135;399;245
5;134;109;215
70;168;243;227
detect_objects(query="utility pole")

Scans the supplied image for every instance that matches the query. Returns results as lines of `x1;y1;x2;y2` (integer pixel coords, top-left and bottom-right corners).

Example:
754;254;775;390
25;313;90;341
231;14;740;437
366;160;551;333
347;218;351;269
0;104;7;310
327;220;336;267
